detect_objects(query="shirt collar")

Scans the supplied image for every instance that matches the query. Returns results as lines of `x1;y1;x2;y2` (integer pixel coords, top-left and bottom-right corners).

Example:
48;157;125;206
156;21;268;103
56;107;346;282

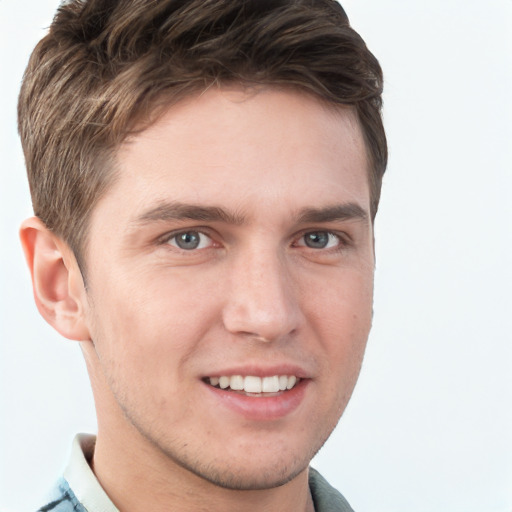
63;434;119;512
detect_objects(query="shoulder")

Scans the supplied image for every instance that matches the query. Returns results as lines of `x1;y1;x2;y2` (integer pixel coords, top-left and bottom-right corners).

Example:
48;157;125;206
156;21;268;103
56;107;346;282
36;477;87;512
309;467;355;512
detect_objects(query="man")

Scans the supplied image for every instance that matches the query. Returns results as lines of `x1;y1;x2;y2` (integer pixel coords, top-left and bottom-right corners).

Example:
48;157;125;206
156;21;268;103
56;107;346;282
18;0;386;510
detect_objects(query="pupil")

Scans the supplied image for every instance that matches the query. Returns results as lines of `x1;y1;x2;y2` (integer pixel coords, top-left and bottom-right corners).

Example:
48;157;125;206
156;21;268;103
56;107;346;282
176;231;200;250
305;232;328;248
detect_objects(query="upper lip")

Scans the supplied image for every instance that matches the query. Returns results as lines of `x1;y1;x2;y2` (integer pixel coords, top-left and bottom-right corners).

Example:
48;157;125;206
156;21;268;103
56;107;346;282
202;364;311;379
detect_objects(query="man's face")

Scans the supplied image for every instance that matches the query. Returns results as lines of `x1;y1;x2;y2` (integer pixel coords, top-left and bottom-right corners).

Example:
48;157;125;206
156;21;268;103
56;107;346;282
80;88;374;490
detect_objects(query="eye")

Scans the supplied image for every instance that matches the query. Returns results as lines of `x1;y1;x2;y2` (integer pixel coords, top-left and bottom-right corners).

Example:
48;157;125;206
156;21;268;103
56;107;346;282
167;231;213;250
297;231;341;249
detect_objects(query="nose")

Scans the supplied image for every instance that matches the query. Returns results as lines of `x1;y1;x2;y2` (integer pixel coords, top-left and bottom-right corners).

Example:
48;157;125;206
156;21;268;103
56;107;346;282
221;249;302;343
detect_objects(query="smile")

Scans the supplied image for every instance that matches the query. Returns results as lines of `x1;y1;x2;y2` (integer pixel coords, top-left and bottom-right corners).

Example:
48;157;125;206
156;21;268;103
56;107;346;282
206;375;299;394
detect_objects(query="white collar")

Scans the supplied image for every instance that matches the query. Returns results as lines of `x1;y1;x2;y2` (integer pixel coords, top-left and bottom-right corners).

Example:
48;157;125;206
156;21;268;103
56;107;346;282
63;434;119;512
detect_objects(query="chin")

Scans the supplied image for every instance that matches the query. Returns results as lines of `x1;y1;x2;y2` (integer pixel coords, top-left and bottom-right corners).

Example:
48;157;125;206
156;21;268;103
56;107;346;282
152;429;328;492
179;455;310;491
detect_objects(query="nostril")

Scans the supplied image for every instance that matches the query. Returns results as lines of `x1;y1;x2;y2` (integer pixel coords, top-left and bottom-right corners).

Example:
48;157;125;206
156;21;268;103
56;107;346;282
243;332;271;343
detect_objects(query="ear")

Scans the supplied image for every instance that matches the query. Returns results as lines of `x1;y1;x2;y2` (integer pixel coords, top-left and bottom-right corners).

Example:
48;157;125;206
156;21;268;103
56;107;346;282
20;217;91;341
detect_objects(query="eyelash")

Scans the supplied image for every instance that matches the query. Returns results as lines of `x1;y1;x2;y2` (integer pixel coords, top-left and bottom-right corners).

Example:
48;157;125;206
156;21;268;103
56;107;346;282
294;231;347;251
161;230;216;251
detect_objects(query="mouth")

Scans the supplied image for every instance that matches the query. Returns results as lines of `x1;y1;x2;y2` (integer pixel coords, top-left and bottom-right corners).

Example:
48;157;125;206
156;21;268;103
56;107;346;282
202;371;309;420
204;375;300;396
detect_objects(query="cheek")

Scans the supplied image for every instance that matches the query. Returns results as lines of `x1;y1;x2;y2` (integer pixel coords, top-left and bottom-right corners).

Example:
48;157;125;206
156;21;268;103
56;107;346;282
84;264;225;385
308;265;374;337
306;268;373;386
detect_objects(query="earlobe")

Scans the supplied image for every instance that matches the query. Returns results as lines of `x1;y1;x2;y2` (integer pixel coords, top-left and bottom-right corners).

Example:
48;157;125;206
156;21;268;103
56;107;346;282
20;217;91;341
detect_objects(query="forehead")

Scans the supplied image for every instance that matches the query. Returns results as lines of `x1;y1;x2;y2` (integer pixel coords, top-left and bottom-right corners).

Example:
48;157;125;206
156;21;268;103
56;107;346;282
93;87;370;226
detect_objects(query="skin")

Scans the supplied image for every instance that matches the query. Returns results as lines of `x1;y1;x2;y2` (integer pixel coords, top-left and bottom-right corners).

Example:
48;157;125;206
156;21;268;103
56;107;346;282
21;87;375;512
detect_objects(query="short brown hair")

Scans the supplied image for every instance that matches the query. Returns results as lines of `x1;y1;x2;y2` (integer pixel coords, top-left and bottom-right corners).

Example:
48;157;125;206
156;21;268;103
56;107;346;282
18;0;386;266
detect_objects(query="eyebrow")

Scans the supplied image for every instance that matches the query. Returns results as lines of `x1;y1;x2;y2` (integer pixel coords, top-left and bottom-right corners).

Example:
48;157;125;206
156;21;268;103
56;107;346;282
133;202;246;226
297;203;369;224
132;201;368;227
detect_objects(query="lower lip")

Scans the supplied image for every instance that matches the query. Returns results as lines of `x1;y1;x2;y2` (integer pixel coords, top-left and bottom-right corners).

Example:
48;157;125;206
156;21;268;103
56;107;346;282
203;379;309;421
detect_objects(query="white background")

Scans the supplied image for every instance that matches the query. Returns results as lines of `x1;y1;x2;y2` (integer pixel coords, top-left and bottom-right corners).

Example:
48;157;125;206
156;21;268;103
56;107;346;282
1;1;511;511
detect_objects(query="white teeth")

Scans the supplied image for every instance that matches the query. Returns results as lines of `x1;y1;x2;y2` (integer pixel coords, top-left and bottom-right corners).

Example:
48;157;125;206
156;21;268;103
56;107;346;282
230;375;244;390
286;375;297;390
262;376;280;393
244;376;262;393
208;375;299;393
219;376;230;389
